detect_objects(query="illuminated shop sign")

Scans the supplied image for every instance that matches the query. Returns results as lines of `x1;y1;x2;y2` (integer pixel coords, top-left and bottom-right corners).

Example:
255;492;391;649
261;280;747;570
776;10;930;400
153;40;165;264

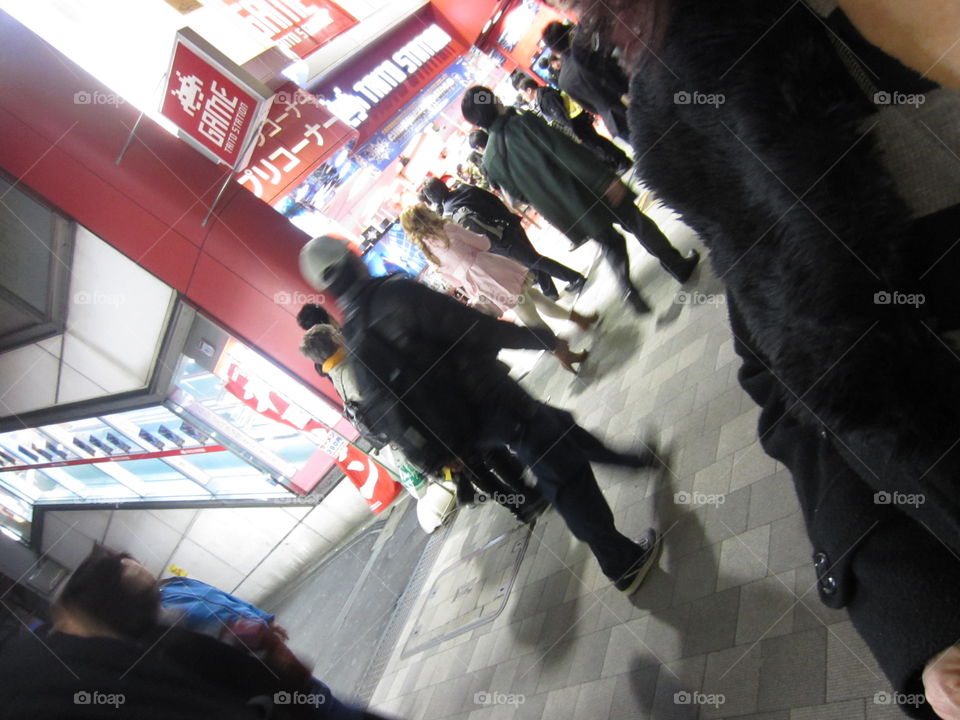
222;0;358;59
161;28;274;169
320;23;452;128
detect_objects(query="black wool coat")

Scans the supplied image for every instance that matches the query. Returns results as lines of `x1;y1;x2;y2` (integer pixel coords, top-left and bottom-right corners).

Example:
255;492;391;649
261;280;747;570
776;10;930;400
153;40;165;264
626;0;960;713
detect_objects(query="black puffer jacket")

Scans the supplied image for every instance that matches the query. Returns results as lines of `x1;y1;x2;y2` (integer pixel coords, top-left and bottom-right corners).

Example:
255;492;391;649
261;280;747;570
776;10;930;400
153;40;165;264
625;0;960;714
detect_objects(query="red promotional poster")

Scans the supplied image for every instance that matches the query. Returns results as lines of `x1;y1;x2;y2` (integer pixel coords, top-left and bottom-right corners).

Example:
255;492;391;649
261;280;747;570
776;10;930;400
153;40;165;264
222;362;401;513
161;28;274;169
237;84;357;204
222;0;358;59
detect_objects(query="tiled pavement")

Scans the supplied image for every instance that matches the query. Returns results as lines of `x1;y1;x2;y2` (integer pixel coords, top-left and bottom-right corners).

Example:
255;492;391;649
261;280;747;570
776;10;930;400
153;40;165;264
357;201;910;720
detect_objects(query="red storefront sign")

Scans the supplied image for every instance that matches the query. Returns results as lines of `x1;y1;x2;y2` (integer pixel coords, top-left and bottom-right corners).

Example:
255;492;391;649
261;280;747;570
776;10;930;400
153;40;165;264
237;84;357;204
311;6;467;146
223;0;358;59
161;28;274;169
222;363;402;513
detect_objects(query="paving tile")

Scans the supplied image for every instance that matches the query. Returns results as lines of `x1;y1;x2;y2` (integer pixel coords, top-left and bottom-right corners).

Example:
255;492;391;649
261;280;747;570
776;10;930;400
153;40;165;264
601;616;652;677
735;571;797;645
825;620;890;703
767;512;814;574
729;441;781;492
717;525;771;591
701;642;763;718
747;469;800;528
642;603;692;665
539;668;580;711
700;485;751;546
692;454;734;497
566;627;613;686
651;654;707;720
717;407;762;460
572;676;618;720
758;628;827;711
790;699;865;720
672;544;720;604
686;587;740;656
608;664;660;720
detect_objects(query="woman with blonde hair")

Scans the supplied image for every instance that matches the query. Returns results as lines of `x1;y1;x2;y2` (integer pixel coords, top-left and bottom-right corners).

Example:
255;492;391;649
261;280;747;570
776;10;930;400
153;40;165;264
400;203;596;372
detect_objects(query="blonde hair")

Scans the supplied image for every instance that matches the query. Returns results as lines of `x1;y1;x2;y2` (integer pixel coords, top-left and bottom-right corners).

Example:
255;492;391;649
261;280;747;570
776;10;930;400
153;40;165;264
400;204;449;266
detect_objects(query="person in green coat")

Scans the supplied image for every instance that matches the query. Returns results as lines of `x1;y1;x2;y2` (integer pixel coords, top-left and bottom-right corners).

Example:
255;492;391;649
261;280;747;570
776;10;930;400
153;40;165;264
461;85;698;313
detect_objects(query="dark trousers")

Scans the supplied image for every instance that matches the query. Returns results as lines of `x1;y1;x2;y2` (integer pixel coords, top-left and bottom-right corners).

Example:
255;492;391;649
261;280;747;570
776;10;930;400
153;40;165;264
477;380;643;580
595;198;687;295
570;112;630;172
463;447;545;518
495;220;584;297
551;406;643;467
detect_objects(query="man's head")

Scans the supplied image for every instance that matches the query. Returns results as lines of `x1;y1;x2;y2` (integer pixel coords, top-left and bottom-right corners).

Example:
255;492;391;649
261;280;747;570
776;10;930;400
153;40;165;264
468;129;488;151
299;235;368;300
53;548;160;640
517;77;538;104
296;302;333;331
542;22;573;54
422;177;452;209
461;87;501;129
299;324;344;367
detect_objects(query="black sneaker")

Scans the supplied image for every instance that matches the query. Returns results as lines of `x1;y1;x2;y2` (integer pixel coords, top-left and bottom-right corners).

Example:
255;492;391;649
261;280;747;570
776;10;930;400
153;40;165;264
614;528;661;595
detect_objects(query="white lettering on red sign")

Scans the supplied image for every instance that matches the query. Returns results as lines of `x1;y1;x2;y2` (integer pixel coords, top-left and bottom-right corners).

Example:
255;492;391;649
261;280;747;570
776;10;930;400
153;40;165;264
320;24;451;128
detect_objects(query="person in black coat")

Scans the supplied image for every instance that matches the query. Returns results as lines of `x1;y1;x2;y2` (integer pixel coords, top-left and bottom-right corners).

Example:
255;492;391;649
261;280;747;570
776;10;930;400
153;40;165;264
421;177;586;297
558;0;960;716
517;77;630;173
541;21;631;142
300;235;664;595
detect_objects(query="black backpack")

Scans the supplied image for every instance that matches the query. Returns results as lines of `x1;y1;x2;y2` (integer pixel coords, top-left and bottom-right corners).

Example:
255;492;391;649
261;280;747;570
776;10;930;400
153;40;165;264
343;278;479;474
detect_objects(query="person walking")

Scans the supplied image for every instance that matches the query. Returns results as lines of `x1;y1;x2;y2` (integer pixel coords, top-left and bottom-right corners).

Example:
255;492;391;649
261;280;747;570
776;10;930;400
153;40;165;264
421;176;586;298
541;21;631;143
400;203;596;372
517;76;630;173
300;235;662;595
461;86;698;313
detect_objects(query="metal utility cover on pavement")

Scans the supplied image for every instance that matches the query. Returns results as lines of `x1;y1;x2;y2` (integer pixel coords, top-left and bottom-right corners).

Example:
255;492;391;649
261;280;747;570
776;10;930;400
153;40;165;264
402;524;531;657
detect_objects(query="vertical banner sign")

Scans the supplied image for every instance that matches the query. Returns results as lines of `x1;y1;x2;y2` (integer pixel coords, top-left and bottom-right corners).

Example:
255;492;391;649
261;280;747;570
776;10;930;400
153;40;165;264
161;28;275;169
222;0;358;59
237;83;357;204
222;363;402;513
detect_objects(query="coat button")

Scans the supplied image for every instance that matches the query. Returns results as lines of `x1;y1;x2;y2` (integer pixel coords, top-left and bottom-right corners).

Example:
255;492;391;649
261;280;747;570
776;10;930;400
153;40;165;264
819;426;828;439
820;574;838;596
813;551;828;570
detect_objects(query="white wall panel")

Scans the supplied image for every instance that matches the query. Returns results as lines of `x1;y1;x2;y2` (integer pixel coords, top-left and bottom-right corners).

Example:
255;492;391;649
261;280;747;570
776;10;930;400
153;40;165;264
0;342;60;416
62;227;174;395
